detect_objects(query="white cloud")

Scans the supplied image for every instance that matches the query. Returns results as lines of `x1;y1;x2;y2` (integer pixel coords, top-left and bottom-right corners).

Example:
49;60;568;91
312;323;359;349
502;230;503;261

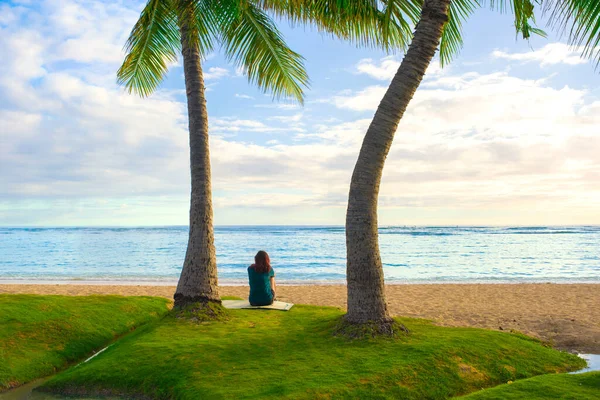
235;69;599;217
254;103;300;110
235;93;254;100
1;1;599;225
296;119;371;147
3;60;600;223
0;109;41;128
204;67;230;80
268;113;303;123
56;37;124;63
356;56;400;80
355;56;444;81
210;116;305;135
327;85;386;111
214;193;314;208
211;117;273;133
45;0;138;64
0;0;190;202
0;3;26;25
492;43;588;66
1;30;47;81
324;71;588;135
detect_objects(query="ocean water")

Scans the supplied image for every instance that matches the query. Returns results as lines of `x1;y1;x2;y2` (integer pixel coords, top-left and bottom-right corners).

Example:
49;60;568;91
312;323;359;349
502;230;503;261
0;226;599;284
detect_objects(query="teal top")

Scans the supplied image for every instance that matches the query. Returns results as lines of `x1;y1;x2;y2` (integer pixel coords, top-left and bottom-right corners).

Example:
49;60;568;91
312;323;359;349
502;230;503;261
248;266;275;306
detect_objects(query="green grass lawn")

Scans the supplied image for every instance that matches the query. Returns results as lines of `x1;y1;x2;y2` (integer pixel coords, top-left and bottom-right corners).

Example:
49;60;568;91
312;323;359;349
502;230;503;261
39;302;585;399
0;294;170;391
461;371;600;399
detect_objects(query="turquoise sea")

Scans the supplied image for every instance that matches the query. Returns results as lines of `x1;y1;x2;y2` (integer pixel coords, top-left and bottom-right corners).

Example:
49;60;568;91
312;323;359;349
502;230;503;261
0;226;599;284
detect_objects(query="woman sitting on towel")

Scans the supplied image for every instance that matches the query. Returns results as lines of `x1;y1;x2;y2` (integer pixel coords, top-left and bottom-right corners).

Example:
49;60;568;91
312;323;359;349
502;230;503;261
248;250;276;306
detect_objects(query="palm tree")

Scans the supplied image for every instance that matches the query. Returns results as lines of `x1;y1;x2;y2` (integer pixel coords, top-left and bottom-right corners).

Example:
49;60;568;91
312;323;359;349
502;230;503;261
118;0;309;309
118;0;413;310
343;0;600;332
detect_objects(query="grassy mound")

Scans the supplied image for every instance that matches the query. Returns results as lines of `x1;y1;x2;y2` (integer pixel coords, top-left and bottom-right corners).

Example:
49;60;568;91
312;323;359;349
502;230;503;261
461;371;600;399
0;294;170;391
40;304;584;399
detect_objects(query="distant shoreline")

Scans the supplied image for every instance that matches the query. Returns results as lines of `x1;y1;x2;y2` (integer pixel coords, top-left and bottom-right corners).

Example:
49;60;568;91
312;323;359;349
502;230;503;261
1;278;600;286
3;224;600;228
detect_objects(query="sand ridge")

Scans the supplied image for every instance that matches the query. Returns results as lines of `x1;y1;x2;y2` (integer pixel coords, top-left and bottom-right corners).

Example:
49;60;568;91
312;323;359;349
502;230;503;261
1;283;598;353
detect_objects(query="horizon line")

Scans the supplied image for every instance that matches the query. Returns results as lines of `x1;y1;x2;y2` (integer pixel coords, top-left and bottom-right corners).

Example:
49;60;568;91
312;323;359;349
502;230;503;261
2;224;599;229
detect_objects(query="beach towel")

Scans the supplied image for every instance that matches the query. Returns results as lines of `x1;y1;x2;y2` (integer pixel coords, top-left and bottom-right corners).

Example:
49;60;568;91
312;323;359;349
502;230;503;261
222;300;294;311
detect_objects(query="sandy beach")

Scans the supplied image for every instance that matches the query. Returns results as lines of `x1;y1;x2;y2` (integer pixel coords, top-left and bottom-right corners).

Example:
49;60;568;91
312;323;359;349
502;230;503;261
1;283;598;353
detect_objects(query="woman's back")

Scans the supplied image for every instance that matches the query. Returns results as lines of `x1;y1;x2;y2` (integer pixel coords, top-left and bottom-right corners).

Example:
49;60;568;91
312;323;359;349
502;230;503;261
248;250;276;306
248;265;274;305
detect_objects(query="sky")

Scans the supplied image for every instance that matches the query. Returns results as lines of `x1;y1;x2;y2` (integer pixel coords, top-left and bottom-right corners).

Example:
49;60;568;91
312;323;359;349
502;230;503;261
1;0;599;226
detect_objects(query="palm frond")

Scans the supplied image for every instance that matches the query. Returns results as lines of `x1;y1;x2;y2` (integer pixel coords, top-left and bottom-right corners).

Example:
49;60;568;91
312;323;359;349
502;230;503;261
216;0;309;104
487;0;546;39
256;0;420;51
439;0;480;66
380;0;422;52
117;0;181;97
543;0;600;65
256;0;376;39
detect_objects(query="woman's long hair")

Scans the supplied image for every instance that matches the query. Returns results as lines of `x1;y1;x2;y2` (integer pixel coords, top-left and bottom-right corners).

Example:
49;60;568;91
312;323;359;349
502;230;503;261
251;250;271;274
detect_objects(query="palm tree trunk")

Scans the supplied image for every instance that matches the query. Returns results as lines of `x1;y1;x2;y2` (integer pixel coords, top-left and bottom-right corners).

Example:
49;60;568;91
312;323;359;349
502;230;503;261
174;19;220;308
345;0;450;326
